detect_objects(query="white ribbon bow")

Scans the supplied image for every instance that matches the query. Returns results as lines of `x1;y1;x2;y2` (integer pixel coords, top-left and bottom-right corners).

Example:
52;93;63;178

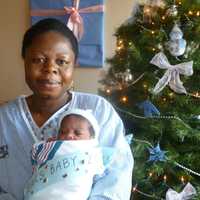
150;52;193;94
64;0;83;41
166;182;196;200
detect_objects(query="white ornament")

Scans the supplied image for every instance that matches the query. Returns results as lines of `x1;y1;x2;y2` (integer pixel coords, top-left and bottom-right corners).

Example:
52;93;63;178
169;24;183;40
115;69;133;83
150;52;193;94
165;24;187;57
166;4;178;17
124;69;133;83
166;182;196;200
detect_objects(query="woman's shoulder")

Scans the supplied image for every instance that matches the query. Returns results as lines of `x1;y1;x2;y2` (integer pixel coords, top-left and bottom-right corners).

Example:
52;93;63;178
71;91;119;123
72;91;111;107
73;91;105;100
0;96;23;115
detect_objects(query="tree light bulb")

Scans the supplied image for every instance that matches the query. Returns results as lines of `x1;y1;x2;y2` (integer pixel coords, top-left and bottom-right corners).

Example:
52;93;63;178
194;92;200;97
132;186;137;192
121;96;128;103
163;175;167;182
168;92;174;98
188;10;193;15
162;16;166;20
181;176;185;183
163;97;167;102
118;85;123;90
106;89;111;94
143;83;148;88
117;46;122;51
145;8;150;13
149;172;153;177
118;39;123;44
196;11;200;16
151;30;155;34
128;42;132;46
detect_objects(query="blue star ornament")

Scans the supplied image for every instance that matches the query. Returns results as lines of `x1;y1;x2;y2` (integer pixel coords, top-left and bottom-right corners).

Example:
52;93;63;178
148;143;167;162
137;100;160;117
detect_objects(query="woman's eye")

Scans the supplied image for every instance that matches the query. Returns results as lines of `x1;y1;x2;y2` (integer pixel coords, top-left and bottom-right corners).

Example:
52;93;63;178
32;57;46;64
56;59;69;67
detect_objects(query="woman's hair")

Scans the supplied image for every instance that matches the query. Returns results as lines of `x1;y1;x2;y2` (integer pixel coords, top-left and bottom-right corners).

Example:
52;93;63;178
21;18;79;61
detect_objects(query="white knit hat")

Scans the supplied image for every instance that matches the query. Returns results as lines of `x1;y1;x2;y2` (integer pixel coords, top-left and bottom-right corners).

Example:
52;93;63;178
58;109;100;138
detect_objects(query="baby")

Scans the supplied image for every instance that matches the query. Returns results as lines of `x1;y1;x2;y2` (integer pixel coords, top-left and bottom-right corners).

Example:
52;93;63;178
50;108;98;141
24;109;115;200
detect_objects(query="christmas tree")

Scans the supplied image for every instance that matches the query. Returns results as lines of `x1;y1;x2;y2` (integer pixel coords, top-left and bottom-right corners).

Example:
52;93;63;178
99;0;200;199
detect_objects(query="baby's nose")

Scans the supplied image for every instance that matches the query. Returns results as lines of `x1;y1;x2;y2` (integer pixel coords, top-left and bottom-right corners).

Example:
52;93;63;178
65;133;76;140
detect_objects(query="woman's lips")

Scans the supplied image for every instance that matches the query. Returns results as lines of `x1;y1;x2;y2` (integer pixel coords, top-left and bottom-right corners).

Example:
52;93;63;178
37;79;61;89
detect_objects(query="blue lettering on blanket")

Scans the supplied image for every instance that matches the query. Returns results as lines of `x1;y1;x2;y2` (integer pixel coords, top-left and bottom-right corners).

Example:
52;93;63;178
50;155;80;175
25;151;93;195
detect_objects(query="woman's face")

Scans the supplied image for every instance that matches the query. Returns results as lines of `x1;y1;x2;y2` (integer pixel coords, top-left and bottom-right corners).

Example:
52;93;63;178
24;31;75;100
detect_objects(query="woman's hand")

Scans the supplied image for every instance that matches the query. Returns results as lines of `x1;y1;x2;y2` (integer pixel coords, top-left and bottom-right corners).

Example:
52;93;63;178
47;136;57;142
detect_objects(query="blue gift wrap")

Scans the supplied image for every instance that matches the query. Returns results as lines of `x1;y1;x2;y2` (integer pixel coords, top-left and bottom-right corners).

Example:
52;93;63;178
30;0;104;67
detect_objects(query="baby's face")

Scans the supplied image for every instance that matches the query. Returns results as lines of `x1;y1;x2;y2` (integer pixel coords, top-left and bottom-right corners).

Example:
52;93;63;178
58;115;91;140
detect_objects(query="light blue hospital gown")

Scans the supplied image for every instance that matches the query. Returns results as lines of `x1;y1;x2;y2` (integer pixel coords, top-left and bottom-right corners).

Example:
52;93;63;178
0;91;133;200
24;140;122;200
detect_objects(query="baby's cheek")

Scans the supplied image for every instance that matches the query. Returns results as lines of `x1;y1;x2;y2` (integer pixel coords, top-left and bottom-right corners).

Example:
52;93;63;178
58;134;72;140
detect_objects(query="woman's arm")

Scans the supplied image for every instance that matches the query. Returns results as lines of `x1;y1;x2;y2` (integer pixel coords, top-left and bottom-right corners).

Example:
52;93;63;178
89;149;133;200
89;97;133;200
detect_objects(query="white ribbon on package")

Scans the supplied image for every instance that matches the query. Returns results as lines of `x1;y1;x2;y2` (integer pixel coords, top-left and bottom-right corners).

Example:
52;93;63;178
64;0;104;41
150;52;193;94
166;182;196;200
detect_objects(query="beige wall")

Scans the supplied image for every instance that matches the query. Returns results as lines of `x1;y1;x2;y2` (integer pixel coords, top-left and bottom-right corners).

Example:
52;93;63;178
0;0;133;101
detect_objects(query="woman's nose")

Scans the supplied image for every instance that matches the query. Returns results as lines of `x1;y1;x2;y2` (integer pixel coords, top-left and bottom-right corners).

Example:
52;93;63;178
43;60;58;74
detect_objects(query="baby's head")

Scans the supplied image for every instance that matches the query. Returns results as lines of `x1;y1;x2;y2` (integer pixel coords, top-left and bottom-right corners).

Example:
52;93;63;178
57;109;99;141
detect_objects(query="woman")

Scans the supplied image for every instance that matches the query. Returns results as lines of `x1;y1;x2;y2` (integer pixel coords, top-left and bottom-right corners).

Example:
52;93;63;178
0;18;133;200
